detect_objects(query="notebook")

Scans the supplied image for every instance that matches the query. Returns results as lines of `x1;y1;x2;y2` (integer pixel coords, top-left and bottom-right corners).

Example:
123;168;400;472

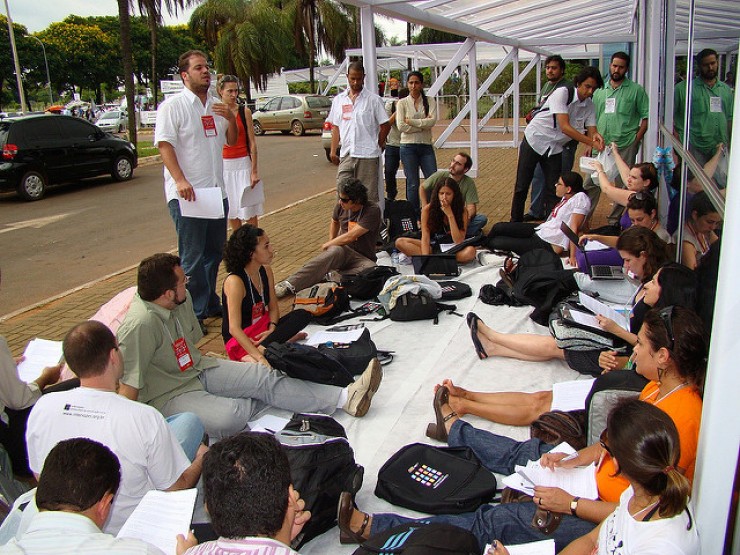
411;254;460;278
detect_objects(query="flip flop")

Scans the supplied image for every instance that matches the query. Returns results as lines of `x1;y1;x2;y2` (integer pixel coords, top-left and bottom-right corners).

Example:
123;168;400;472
425;385;457;442
466;312;488;359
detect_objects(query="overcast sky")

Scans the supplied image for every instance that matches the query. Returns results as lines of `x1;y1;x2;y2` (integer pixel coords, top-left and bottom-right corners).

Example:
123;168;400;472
9;0;408;40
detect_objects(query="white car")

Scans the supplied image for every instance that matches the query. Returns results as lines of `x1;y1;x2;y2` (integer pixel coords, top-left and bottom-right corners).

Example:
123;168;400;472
95;110;127;133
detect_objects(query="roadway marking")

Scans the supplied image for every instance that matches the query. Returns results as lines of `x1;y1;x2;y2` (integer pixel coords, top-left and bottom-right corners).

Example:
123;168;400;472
0;212;82;234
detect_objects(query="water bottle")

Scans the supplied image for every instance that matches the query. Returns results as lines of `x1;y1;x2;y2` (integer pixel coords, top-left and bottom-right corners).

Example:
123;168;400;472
391;249;400;266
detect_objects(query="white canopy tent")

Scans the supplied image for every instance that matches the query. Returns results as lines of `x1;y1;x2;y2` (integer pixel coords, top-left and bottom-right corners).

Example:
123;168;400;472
337;1;740;552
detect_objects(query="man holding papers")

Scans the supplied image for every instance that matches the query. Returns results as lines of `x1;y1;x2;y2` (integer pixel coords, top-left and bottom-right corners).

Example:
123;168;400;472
26;321;207;534
0;438;196;555
156;50;238;326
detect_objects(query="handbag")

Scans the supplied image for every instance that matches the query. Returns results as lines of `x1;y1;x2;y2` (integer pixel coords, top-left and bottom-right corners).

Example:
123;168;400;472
317;328;378;375
224;313;270;361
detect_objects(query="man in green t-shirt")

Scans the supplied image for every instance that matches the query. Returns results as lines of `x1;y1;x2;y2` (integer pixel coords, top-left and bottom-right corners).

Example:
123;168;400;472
674;48;733;187
584;51;649;224
419;152;487;236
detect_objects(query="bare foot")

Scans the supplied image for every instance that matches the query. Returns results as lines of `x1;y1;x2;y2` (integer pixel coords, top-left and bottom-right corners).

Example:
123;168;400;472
442;379;469;399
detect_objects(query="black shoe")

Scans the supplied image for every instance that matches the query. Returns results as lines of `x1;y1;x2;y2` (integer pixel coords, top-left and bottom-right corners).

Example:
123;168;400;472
523;213;544;223
207;306;223;318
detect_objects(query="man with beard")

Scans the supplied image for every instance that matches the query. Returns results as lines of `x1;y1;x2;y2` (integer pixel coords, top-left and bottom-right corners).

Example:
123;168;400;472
155;50;237;330
117;254;383;441
675;48;734;187
584;51;649;224
328;61;391;203
525;55;575;221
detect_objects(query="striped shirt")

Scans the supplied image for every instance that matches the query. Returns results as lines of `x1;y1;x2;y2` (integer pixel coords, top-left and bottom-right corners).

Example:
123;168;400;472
184;537;300;555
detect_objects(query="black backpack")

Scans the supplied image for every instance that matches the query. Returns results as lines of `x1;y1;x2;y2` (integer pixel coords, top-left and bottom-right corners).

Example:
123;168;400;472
317;328;378;375
264;343;354;387
385;199;419;241
527;82;576;126
389;291;458;324
352;523;479;555
276;414;364;549
342;266;399;300
437;280;473;301
375;443;497;514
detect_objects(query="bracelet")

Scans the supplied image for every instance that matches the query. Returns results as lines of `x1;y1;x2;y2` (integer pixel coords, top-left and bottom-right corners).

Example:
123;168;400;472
570;496;580;516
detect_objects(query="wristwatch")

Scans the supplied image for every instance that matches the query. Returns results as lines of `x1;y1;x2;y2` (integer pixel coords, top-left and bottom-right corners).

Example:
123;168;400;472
570;496;580;516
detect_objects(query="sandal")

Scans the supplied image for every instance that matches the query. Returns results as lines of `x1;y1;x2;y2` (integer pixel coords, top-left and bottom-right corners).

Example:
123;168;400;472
466;312;488;360
337;491;370;544
425;386;457;442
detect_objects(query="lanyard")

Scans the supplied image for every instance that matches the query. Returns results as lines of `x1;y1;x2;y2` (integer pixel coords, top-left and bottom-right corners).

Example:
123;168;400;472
161;316;185;343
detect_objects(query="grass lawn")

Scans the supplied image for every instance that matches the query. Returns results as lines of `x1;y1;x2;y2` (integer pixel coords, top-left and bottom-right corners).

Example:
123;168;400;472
137;140;159;158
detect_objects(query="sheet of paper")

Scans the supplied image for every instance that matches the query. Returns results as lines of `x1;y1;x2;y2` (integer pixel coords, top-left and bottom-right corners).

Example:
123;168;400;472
178;187;224;219
483;539;555;555
503;453;598;500
16;338;63;383
439;243;456;253
117;489;197;555
584;240;610;251
247;414;290;433
240;180;264;206
551;379;596;412
577;292;629;331
565;308;602;330
305;327;365;346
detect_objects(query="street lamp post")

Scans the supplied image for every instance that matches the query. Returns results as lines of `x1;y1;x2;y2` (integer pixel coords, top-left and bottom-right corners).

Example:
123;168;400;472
29;35;53;105
2;0;27;113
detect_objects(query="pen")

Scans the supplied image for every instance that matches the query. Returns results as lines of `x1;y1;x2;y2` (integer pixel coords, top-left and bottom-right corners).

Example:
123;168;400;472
561;452;578;462
624;351;636;370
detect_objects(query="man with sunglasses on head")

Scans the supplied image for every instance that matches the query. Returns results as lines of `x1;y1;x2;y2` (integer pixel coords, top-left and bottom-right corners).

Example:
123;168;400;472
275;178;381;298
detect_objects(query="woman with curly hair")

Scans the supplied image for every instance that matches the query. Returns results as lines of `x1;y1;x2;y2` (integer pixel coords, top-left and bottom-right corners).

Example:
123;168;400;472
396;177;476;263
221;225;310;363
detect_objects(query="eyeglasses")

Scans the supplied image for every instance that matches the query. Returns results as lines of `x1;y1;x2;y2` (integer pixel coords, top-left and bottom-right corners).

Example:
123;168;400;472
338;197;351;203
599;429;612;456
658;306;675;351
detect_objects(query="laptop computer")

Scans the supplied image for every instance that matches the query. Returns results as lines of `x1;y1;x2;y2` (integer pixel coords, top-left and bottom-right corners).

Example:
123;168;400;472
559;222;624;280
412;254;460;279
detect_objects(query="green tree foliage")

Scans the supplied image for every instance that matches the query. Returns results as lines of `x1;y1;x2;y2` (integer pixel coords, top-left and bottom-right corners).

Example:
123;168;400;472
412;26;464;45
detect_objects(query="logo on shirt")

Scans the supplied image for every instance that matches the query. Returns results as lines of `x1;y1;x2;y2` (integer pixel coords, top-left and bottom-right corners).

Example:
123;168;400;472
62;404;106;420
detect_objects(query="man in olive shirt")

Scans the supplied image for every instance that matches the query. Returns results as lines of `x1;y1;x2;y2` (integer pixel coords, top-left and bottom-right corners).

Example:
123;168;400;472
420;152;487;237
275;178;381;296
585;51;649;223
675;48;733;187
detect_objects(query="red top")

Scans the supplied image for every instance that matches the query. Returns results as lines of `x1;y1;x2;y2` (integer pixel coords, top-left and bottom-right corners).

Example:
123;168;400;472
223;108;250;159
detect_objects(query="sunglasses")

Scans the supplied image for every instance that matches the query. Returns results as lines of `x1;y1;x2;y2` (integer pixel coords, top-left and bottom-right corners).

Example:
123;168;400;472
629;192;649;201
658;306;675;351
339;197;351;203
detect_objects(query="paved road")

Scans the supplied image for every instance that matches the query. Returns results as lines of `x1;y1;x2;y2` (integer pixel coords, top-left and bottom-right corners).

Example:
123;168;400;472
0;131;337;316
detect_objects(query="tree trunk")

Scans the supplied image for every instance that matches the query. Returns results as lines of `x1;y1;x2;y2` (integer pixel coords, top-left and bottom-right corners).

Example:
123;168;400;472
308;14;316;93
149;14;159;109
407;22;412;70
118;0;137;146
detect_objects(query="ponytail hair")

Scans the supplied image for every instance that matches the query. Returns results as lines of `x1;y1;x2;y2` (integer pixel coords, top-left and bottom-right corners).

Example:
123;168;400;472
643;306;708;396
407;71;429;117
607;399;692;520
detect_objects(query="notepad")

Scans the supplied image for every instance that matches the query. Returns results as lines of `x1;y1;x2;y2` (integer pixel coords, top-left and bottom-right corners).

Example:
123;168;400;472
16;338;63;383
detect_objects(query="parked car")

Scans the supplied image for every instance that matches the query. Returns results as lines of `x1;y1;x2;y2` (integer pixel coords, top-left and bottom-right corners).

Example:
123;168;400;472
95;110;127;133
252;94;332;136
0;114;138;201
321;120;341;162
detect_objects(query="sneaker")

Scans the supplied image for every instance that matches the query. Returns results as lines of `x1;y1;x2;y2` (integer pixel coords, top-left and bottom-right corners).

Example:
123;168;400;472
274;280;295;299
343;358;382;417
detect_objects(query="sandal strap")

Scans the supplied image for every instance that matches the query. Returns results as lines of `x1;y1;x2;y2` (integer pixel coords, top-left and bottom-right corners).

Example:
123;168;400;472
358;512;370;538
442;411;458;423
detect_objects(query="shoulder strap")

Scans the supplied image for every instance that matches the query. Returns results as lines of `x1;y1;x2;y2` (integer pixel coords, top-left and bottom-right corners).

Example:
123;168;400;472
238;105;250;152
552;83;576;128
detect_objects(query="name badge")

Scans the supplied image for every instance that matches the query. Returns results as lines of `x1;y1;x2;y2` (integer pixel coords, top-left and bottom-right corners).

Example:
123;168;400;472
201;115;218;137
605;98;616;114
252;301;265;325
342;104;353;121
710;96;722;113
348;220;358;232
172;337;194;372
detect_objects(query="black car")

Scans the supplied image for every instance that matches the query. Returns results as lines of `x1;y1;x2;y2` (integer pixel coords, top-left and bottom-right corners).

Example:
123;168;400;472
0;114;138;201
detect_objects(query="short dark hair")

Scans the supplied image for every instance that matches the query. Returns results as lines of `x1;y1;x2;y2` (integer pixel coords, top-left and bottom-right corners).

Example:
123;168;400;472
611;51;631;67
203;433;291;538
697;48;718;63
223;225;265;273
627;190;658;216
63;321;118;379
560;171;584;194
456;152;473;171
339;177;369;205
36;438;121;512
347;61;365;75
544;55;565;71
574;65;605;89
688;191;720;220
138;253;181;301
178;50;208;75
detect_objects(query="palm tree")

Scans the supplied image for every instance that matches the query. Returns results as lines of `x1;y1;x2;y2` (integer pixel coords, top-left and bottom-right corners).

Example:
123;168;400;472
117;0;137;146
189;0;289;101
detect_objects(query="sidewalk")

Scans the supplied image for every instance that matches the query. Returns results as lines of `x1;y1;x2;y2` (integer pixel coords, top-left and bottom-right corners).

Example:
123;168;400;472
0;144;608;356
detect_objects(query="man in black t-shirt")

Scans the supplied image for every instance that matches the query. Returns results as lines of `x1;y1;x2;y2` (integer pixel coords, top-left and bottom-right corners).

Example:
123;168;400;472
275;178;382;297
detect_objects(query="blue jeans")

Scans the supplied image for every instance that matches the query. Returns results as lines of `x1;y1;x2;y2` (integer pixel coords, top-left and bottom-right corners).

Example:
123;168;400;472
401;143;437;217
372;421;596;551
168;199;227;320
384;145;401;201
467;213;488;237
165;412;205;460
528;141;577;218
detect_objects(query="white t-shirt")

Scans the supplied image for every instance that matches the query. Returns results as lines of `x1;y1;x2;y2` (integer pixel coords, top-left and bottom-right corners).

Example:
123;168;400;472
596;486;700;555
525;86;597;156
154;87;230;203
328;87;389;159
26;388;190;534
536;192;591;249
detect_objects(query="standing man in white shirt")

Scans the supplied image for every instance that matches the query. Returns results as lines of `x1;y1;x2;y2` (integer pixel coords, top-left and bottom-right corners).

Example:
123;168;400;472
155;50;237;327
328;61;391;203
510;65;605;222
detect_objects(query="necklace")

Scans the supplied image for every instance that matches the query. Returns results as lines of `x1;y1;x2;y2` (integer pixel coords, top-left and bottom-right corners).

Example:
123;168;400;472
631;499;659;519
646;381;688;405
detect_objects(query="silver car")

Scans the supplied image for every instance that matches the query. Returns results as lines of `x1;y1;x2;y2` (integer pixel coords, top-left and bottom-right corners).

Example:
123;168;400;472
95;110;127;133
252;94;332;136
